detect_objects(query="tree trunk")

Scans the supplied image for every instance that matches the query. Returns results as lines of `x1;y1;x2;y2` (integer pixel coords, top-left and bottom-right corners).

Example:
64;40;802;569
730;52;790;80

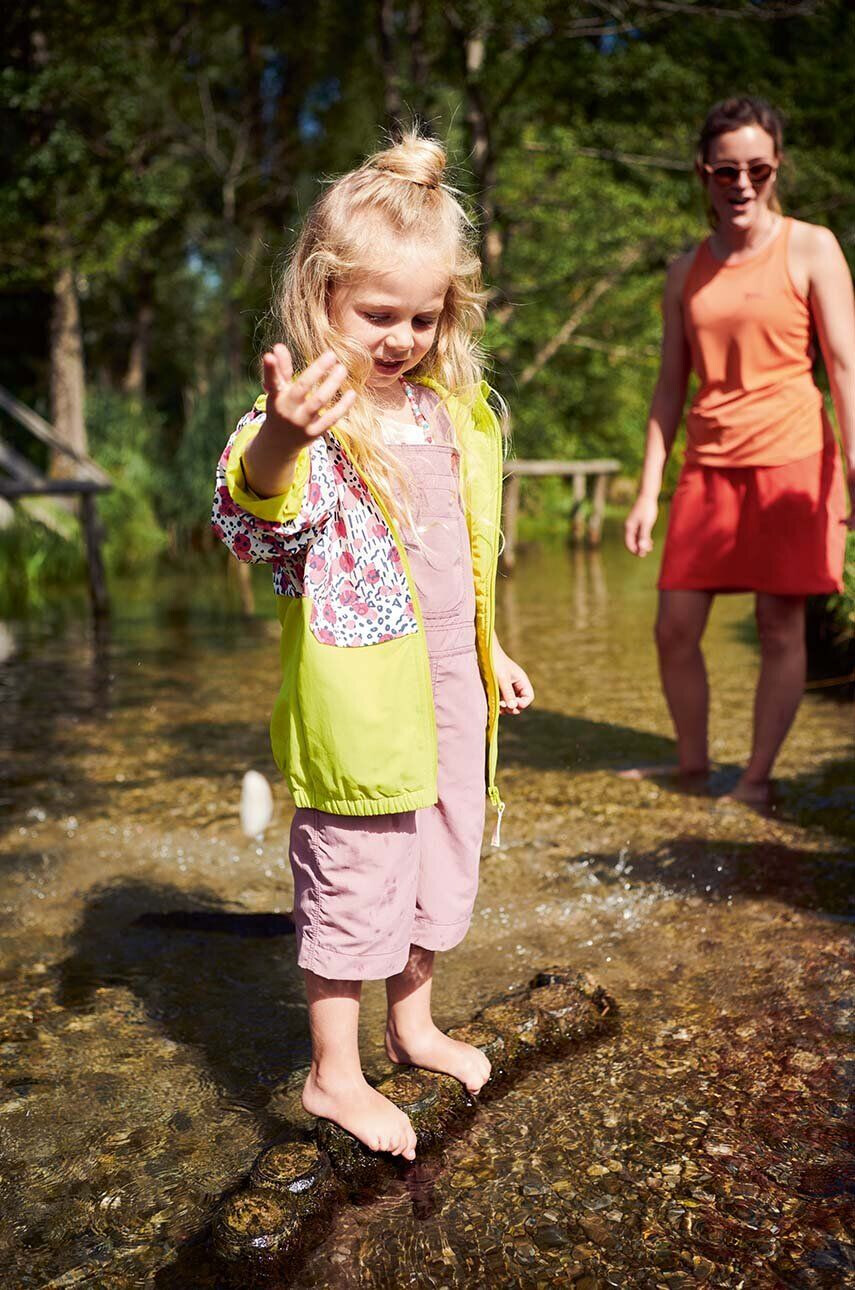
49;256;88;478
377;0;404;129
122;298;154;397
458;30;502;274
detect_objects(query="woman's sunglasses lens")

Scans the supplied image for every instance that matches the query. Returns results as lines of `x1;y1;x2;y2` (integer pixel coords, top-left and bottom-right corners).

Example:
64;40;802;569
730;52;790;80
711;163;774;187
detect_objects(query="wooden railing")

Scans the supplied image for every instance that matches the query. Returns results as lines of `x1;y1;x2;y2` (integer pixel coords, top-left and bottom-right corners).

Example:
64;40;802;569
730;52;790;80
0;385;112;615
501;458;621;570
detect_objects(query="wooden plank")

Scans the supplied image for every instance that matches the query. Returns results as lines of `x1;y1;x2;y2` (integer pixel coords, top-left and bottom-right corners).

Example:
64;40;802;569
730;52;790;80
81;493;109;618
588;473;609;547
0;385;111;485
571;474;587;544
501;473;521;572
506;459;620;477
0;437;46;485
0;479;110;498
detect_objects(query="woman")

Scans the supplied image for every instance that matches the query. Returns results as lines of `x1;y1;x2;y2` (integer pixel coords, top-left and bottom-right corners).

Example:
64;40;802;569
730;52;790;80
624;96;854;804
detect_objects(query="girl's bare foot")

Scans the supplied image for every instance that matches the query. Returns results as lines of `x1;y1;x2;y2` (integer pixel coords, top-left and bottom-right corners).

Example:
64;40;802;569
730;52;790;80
301;1068;417;1158
617;763;709;782
385;1021;491;1094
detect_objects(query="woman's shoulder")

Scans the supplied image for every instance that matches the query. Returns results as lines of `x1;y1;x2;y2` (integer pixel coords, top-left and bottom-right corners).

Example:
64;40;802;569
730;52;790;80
662;247;701;311
666;246;701;292
787;216;842;260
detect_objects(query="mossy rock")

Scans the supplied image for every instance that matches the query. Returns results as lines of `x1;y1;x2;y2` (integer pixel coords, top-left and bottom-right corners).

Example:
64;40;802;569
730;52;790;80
315;1117;386;1187
249;1140;336;1208
478;1000;553;1065
529;967;617;1018
214;1189;303;1263
526;983;602;1048
374;1069;440;1116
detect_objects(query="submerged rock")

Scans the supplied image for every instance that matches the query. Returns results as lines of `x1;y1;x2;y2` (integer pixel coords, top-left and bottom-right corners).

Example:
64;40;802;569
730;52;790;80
213;966;617;1272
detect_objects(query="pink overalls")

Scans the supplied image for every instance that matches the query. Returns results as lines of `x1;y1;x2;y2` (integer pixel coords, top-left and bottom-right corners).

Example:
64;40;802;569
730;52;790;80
289;394;488;980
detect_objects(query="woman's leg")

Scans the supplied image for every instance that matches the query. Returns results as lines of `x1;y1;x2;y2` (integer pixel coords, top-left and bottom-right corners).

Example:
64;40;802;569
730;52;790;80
301;969;417;1158
620;589;714;779
654;589;715;774
385;945;490;1093
733;593;806;802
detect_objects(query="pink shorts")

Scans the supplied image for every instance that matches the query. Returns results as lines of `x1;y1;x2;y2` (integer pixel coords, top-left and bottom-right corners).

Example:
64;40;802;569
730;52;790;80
289;644;487;979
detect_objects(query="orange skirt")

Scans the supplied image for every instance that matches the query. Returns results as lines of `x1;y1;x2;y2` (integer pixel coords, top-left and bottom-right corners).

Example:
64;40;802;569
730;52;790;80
658;443;846;596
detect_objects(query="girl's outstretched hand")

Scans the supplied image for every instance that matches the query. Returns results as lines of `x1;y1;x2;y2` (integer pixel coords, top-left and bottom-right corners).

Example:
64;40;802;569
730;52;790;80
624;494;658;557
493;637;534;716
262;344;356;454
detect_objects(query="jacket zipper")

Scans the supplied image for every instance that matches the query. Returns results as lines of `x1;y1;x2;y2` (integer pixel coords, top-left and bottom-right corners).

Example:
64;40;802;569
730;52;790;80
483;400;505;843
330;432;438;797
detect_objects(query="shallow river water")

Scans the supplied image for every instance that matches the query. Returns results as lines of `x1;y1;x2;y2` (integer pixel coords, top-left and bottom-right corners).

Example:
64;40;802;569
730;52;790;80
1;535;853;1288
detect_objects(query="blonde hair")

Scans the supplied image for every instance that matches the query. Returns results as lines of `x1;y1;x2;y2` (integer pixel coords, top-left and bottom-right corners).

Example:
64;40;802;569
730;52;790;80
269;132;489;529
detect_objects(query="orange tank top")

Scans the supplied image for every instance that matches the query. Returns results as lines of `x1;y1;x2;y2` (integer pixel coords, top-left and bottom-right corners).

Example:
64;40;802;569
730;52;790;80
683;217;825;467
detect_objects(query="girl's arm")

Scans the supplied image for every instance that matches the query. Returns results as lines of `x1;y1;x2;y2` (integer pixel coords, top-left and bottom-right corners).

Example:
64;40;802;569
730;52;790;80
212;346;356;565
244;345;355;497
806;224;855;526
493;634;535;715
624;253;693;557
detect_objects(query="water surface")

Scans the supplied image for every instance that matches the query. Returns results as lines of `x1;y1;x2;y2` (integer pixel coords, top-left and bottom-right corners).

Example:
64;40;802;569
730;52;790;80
1;534;852;1287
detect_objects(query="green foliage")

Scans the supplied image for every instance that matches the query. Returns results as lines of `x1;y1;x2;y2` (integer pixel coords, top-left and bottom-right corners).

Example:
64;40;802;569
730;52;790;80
85;390;169;571
827;531;855;643
162;379;260;543
0;510;87;614
1;0;852;625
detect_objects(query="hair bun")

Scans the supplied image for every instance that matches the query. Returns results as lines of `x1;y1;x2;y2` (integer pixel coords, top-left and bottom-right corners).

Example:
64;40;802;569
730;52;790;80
369;133;446;190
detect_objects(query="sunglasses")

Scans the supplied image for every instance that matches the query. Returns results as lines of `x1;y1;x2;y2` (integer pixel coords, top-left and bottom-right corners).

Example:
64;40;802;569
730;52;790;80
703;161;777;189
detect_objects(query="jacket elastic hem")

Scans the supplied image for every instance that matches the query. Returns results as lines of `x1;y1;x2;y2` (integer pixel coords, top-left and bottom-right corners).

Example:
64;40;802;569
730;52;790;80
288;787;439;815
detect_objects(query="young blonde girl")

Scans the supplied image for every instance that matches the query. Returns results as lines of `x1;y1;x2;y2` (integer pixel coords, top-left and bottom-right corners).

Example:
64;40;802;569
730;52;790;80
212;134;533;1160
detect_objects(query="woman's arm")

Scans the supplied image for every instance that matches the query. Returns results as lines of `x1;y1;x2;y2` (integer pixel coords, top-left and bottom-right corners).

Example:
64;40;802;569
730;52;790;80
624;253;693;556
806;224;855;525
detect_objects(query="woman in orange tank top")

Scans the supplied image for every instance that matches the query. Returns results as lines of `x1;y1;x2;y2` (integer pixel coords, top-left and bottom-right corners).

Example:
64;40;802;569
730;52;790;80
624;97;854;806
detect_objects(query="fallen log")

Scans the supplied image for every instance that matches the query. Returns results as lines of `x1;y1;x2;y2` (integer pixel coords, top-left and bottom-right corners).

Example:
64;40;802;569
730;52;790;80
212;967;617;1278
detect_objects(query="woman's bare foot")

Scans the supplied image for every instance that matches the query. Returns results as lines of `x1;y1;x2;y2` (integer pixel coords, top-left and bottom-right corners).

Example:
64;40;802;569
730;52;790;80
722;776;774;809
301;1067;417;1158
617;763;709;783
385;1021;491;1094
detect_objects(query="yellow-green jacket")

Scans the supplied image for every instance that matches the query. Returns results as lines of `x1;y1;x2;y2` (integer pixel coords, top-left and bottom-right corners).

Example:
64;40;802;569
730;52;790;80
212;377;502;818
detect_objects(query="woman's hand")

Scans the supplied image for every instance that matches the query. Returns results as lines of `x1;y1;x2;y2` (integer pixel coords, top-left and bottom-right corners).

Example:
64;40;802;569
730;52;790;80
493;637;534;715
624;494;659;557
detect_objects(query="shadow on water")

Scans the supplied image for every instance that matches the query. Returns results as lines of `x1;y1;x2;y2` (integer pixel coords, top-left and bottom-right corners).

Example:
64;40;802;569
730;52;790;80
57;881;306;1133
775;755;855;846
166;720;272;780
586;835;855;920
500;706;679;772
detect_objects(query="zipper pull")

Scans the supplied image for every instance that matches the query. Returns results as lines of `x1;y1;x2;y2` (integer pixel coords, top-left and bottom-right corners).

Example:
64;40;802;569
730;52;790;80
489;792;505;848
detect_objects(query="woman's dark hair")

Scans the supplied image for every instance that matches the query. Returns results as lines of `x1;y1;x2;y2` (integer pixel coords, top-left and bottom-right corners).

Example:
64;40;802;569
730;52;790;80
696;96;784;222
697;96;784;163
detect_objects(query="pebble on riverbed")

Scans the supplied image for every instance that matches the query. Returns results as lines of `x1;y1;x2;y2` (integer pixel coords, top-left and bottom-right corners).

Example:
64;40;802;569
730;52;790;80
213;966;616;1273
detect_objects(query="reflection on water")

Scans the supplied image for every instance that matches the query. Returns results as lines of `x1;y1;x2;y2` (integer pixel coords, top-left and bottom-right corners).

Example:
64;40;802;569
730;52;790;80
1;534;852;1287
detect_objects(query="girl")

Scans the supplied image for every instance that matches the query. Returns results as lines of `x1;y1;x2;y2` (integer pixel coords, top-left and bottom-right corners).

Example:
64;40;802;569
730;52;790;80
213;135;533;1161
624;97;854;805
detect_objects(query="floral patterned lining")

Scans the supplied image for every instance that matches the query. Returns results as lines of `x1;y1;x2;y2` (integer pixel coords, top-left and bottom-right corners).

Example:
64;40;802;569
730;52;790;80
211;399;449;647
